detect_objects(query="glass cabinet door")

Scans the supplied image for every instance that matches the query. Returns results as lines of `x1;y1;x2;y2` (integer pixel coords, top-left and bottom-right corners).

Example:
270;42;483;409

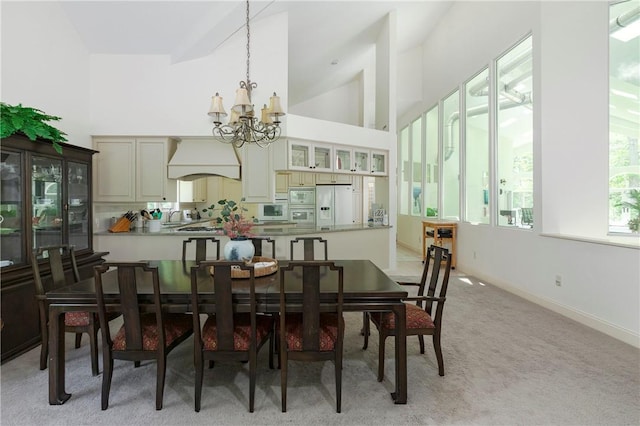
354;150;369;173
68;162;89;250
335;148;352;172
313;145;332;171
1;149;24;267
372;151;387;175
290;143;310;169
32;155;63;249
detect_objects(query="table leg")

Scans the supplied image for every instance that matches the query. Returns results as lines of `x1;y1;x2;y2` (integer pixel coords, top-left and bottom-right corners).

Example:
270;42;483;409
49;306;71;405
390;303;407;404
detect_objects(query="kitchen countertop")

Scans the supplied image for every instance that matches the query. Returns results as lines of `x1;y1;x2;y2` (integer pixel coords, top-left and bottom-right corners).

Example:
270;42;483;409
94;223;390;237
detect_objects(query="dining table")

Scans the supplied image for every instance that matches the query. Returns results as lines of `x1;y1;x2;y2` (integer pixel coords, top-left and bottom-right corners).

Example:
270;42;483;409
44;259;409;405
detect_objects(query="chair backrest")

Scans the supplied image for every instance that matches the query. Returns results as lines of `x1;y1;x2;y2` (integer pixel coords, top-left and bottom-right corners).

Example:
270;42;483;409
190;261;256;351
182;237;221;262
94;262;165;353
250;237;276;259
417;245;452;325
521;207;533;226
279;261;343;351
31;244;80;296
289;237;328;260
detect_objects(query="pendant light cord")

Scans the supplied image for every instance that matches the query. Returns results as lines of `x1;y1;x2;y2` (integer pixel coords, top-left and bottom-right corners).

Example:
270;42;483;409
245;0;251;87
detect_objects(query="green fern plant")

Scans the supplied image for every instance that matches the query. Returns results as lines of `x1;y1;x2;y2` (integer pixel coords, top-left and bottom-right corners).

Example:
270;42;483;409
0;102;66;154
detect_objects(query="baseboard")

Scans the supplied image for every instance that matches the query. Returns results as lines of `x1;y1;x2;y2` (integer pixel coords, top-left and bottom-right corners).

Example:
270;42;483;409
462;266;640;348
397;241;421;256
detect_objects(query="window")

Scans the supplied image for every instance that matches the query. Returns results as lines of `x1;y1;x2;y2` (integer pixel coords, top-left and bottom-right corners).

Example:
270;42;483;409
411;117;423;216
399;126;409;215
496;35;533;228
465;69;490;224
442;90;460;220
609;0;640;234
423;106;439;217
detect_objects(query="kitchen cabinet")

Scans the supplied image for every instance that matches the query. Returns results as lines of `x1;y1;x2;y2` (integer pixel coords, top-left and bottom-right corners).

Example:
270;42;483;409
275;139;387;177
206;176;242;205
335;146;387;176
315;173;353;185
275;172;289;193
179;178;207;203
334;146;371;174
288;140;333;172
241;143;274;203
288;171;316;187
370;150;388;175
0;134;106;363
93;137;177;202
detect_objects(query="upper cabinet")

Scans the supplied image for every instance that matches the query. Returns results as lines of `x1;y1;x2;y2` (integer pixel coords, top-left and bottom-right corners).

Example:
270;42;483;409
241;143;274;203
1;134;98;267
288;141;333;172
370;150;388;176
276;139;388;176
179;178;207;203
93;137;177;202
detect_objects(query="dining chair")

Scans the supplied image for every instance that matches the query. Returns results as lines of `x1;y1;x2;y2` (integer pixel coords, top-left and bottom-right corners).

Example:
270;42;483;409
362;245;452;379
278;261;344;413
190;261;274;412
289;237;328;260
250;237;276;258
32;244;109;376
182;237;221;262
94;262;193;410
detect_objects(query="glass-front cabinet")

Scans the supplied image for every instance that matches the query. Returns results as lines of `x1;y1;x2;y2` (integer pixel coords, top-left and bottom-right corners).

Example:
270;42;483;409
288;140;333;172
371;150;387;175
334;146;388;175
2;146;92;265
1;150;23;267
1;134;105;363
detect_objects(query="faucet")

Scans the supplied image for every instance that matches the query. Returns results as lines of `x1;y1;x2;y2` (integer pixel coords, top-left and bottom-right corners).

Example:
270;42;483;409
167;210;181;223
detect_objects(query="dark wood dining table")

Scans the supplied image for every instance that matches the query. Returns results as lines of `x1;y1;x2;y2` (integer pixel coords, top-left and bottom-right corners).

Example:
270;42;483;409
44;259;408;405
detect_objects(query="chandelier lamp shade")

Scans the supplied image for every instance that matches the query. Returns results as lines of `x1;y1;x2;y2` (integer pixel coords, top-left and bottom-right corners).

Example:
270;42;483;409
208;0;285;148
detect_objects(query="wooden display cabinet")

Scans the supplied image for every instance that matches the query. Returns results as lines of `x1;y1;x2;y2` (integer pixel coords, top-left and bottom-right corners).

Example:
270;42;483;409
0;134;107;363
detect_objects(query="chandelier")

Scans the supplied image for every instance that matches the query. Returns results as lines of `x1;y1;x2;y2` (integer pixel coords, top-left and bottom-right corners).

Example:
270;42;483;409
208;0;285;148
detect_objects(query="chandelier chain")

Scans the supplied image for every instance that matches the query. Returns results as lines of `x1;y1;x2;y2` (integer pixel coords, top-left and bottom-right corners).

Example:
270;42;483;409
209;0;283;148
245;0;251;86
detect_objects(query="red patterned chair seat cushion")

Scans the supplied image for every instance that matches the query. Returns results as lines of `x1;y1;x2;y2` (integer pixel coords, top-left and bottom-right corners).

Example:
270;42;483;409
371;303;435;331
64;311;91;327
279;313;343;351
202;313;273;351
112;313;193;351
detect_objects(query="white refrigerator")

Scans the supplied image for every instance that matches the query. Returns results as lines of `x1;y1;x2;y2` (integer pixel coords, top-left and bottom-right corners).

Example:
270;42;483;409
316;185;353;227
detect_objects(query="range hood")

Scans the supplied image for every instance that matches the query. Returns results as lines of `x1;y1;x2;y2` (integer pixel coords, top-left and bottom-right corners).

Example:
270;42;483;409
168;138;241;181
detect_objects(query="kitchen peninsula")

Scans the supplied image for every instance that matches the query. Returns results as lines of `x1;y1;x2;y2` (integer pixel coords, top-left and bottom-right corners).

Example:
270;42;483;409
94;223;391;268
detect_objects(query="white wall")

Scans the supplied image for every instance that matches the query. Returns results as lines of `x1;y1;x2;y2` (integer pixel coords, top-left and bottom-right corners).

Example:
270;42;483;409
397;45;423;121
1;2;91;148
88;13;288;137
290;78;362;126
396;1;639;346
539;1;610;237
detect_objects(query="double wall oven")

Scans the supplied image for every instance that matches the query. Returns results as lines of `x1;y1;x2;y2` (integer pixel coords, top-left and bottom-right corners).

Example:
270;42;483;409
288;187;316;227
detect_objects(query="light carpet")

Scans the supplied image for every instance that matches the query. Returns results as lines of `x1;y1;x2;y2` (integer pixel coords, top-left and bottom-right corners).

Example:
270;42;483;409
1;271;639;425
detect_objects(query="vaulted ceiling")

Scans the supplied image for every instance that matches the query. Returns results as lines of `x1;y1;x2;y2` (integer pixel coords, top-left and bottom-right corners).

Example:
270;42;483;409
59;1;453;117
